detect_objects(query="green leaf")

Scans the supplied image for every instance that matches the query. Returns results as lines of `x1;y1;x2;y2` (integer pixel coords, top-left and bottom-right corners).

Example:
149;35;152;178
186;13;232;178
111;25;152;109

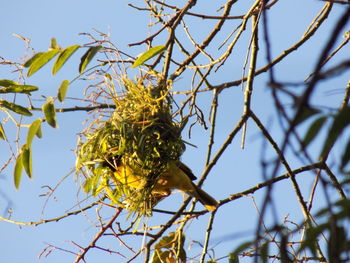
155;232;176;249
320;106;350;157
52;45;80;75
328;225;347;257
22;145;33;179
57;80;70;102
23;52;44;68
279;234;291;263
42;97;57;128
150;250;172;263
229;241;253;263
0;99;32;116
132;45;166;68
50;37;59;49
341;138;350;169
0;85;39;94
228;252;239;263
299;223;329;256
36;123;43;138
295;106;321;126
27;119;42;145
14;151;24;189
79;46;101;74
260;241;269;263
334;199;350;219
150;231;186;263
0;122;6;140
83;174;102;195
302;116;327;148
0;79;19;87
27;49;60;77
83;176;93;193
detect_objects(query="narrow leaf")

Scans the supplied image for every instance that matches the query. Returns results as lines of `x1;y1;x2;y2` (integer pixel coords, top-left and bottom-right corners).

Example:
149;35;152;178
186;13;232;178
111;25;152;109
150;250;172;263
0;79;19;87
299;224;329;256
14;151;24;189
0;85;39;94
27;49;60;77
334;199;350;219
302;116;327;148
229;241;253;263
132;45;166;68
79;46;101;74
23;52;44;68
228;252;239;263
36;124;43;138
155;232;176;249
52;45;80;75
57;80;70;102
260;241;269;263
0;99;32;116
42;97;57;128
341;138;350;169
27;119;42;145
50;37;59;49
295;106;321;126
0;122;6;140
83;176;93;193
83;174;101;194
22;145;33;179
321;106;350;157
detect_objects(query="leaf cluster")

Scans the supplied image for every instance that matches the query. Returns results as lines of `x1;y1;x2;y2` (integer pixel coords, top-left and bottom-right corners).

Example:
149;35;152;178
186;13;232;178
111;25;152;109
0;38;105;189
14;119;43;189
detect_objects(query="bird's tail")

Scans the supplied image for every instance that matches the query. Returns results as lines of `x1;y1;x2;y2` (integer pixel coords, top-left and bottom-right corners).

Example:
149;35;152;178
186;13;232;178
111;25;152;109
189;184;218;211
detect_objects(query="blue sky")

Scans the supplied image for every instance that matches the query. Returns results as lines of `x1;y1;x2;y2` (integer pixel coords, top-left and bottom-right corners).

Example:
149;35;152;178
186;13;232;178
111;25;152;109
1;1;349;263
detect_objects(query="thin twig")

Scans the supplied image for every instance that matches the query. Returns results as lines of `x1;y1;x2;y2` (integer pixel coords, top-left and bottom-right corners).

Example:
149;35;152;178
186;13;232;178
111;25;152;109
0;199;103;226
241;12;260;149
212;3;333;91
74;207;123;263
219;162;325;206
199;209;217;263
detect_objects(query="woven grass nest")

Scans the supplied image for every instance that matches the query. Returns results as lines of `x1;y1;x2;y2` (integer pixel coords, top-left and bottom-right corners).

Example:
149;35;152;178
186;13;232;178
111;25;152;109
76;75;186;215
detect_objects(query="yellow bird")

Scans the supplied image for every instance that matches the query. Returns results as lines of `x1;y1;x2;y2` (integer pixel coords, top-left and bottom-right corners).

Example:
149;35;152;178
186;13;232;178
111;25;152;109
107;158;218;211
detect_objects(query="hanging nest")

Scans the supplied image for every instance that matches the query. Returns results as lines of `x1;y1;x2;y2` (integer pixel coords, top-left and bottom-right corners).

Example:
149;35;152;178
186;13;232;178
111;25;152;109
76;74;185;216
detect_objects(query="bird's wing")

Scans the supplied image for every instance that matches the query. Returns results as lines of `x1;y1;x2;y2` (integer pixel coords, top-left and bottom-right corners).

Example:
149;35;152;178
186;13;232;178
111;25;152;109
177;161;197;181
